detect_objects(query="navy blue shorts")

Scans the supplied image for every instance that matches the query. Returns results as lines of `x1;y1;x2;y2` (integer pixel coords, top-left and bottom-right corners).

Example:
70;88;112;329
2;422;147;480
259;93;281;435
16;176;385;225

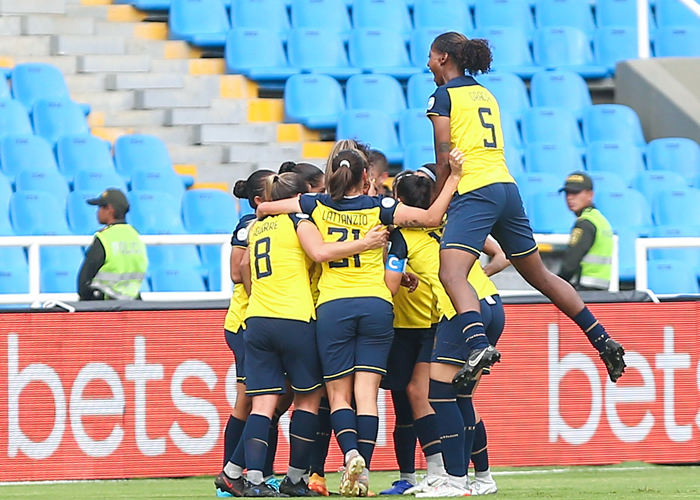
381;325;436;391
441;183;538;260
225;328;246;384
316;297;394;381
431;296;505;366
243;317;323;395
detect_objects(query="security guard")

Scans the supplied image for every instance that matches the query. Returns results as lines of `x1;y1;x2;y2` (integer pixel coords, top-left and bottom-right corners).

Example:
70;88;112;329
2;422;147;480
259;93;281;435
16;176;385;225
557;172;613;290
77;189;148;300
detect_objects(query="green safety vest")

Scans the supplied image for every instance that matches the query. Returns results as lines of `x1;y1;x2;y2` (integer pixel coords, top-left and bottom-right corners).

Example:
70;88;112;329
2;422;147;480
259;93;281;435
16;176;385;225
91;224;148;300
577;207;613;290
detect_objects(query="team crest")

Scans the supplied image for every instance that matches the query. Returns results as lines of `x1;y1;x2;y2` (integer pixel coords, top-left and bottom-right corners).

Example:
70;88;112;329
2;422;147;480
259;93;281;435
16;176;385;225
236;227;248;242
427;97;435;110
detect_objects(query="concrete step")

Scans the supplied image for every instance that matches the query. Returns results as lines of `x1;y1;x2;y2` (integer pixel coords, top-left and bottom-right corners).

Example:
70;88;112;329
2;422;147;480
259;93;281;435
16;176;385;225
78;54;150;73
65;5;109;20
196;162;252;185
105;72;185;91
150;58;189;73
51;35;126;56
21;15;94;35
138;126;196;145
135;89;214;109
0;16;21;36
98;109;167;127
165;102;247;126
93;21;137;38
195;124;277;145
0;36;51;56
125;39;168;58
13;55;78;74
0;0;66;15
64;73;107;93
168;144;226;164
73;91;135;112
224;143;303;164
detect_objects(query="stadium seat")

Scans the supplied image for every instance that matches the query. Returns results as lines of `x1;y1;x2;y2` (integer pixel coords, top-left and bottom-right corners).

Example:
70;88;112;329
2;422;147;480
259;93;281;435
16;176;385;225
594;27;639;76
287;29;361;80
41;267;78;293
505;145;525;176
15;170;70;205
147;246;204;276
10;63;71;111
169;0;230;47
182;189;238;234
0;266;29;294
0;175;13;235
0;77;10;99
526;191;574;233
9;191;70;236
207;266;222;292
402;143;436;171
114;134;174;179
473;27;540;78
127;191;185;234
653;188;700;227
521;107;583;147
534;0;596;36
533;27;609;79
529;70;592;120
654;26;700;57
337;110;403;164
633;170;688;204
595;188;653;232
230;0;290;39
655;0;700;28
501;113;523;150
413;0;474;35
647;259;699;295
349;29;423;80
514;172;560;199
31;99;89;145
477;73;530;122
56;134;115;181
0;98;33;138
291;0;352;38
399;109;433;147
352;0;413;41
130;169;186;199
649;226;700;277
524;142;584;177
586;171;627;193
346;74;407;123
151;267;207;292
409;27;450;68
585;141;645;186
474;0;535;40
225;28;300;81
73;169;129;195
646;138;700;184
115;0;172;9
0;135;58;179
406;73;437;109
283;74;346;129
39;245;84;281
582;105;645;146
67;191;102;235
596;0;655;29
615;226;643;281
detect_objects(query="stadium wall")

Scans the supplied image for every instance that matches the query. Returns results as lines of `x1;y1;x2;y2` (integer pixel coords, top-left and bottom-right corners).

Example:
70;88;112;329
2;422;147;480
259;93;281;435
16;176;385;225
0;302;699;482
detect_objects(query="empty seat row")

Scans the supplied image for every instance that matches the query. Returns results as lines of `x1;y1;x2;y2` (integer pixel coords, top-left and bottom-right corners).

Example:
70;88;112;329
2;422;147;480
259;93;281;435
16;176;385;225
0;97;89;146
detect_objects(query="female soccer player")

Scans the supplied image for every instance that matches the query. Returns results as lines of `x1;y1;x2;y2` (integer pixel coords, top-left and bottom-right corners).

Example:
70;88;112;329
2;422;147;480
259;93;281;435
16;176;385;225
426;31;626;385
256;147;463;497
279;161;325;193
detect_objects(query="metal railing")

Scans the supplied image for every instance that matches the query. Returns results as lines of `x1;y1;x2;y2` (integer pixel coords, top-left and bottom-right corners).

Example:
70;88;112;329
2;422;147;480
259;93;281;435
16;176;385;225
635;236;700;292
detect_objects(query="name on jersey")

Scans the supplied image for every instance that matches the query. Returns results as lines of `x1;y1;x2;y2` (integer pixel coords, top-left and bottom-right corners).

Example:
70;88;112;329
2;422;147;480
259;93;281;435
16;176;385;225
251;220;278;236
469;90;491;102
321;210;368;226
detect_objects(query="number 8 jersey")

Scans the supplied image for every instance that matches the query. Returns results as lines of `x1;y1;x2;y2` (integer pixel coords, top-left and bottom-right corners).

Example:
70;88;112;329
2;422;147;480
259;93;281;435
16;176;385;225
427;75;514;195
299;193;398;307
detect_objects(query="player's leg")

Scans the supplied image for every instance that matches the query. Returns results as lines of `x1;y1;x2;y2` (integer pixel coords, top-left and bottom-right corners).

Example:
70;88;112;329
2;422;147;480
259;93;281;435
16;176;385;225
223;329;251;470
308;387;331;496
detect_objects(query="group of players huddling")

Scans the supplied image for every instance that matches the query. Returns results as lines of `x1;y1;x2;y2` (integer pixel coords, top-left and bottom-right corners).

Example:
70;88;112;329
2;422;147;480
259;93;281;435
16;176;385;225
213;31;628;498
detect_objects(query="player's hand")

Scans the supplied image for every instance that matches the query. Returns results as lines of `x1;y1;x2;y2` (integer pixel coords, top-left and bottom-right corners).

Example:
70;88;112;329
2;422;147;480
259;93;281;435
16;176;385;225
362;225;389;250
448;148;464;178
401;272;419;292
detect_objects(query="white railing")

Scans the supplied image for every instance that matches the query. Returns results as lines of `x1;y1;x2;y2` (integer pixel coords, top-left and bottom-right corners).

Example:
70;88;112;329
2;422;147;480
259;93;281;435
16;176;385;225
635;236;700;292
0;234;232;306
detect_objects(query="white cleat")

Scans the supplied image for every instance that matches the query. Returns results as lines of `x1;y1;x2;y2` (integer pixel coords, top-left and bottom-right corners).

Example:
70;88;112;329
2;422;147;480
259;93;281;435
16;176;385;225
339;454;366;497
470;472;497;496
403;475;448;495
416;478;471;498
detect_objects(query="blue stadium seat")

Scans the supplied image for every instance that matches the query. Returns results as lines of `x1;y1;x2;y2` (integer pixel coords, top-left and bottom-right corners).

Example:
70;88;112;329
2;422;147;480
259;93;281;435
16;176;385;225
283;74;346;129
649;226;700;277
127;191;184;234
0;175;13;235
473;27;540;78
31;99;89;145
646;138;700;184
56;134;115;181
529;70;592;120
533;27;609;78
115;0;171;10
594;27;639;76
596;0;655;28
346;74;407;123
535;0;596;36
595;188;653;232
505;144;525;176
399;109;433;147
10;63;71;111
521;107;583;146
654;26;700;57
409;27;450;68
39;246;84;281
0;266;29;294
73;169;128;194
0;135;58;179
151;267;207;292
585;141;645;186
586;171;627;193
634;170;688;204
287;29;361;80
582;104;645;146
352;0;413;41
291;0;352;38
130;169;186;199
225;28;300;81
114;134;174;179
230;0;290;39
41;267;78;293
207;266;222;292
406;73;437;109
0;76;10;98
169;0;230;47
15;170;70;205
501;112;523;150
477;73;530;122
402;143;436;171
337;110;403;163
182;189;238;234
514;172;560;199
349;29;423;80
0;98;33;138
147;246;204;277
67;191;101;235
526;191;574;233
653;188;700;227
524;142;584;177
9;191;70;236
655;0;700;28
647;259;699;295
413;0;474;35
615;226;643;281
474;0;534;40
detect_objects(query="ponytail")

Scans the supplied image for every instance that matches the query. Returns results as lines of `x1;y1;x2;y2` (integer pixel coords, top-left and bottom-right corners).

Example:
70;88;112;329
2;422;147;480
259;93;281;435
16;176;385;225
263;172;308;202
432;32;492;76
278;161;324;192
328;149;366;201
233;169;274;208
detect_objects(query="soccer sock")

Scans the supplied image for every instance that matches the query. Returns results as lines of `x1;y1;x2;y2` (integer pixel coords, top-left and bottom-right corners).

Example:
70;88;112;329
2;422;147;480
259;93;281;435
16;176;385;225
471;421;489;473
572;306;609;352
457;385;476;474
330;408;358;456
456;311;489;351
263;414;280;478
228;432;247;472
428;379;466;478
357;414;379;468
243;414;271;485
391;390;417;475
289;409;319;484
309;397;332;477
413;414;444;477
223;415;246;468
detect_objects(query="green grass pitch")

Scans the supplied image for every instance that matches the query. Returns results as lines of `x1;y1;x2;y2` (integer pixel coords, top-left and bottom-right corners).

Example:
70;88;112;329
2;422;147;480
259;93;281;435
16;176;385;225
2;462;699;499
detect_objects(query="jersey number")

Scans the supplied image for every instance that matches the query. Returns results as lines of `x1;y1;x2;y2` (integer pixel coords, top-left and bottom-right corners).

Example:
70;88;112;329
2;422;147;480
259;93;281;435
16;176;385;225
478;108;497;148
328;228;362;268
254;237;272;279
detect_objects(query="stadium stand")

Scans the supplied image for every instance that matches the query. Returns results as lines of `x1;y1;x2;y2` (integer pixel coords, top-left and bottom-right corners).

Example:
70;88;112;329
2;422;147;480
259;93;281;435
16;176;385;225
352;0;413;41
336;109;403;163
31;98;90;145
348;29;423;79
0;99;33;138
169;0;230;47
478;73;531;122
283;74;346;129
291;0;352;38
56;135;115;182
521;107;584;147
409;27;451;68
529;71;591;120
406;73;437;109
650;226;700;277
532;27;608;78
230;0;291;38
472;27;540;78
67;191;103;235
633;170;688;204
535;0;596;36
151;266;207;292
398;108;433;148
594;27;639;76
130;168;187;199
596;0;655;28
524;142;585;177
655;0;700;28
474;0;535;40
514;173;560;200
526;191;575;233
654;26;700;58
646;137;700;183
402;143;436;171
287;29;361;80
586;171;628;193
73;169;129;194
585;141;646;186
647;260;700;294
1;135;59;179
653;188;700;227
225;28;300;81
582;104;646;146
595;189;654;233
346;74;407;123
15;170;70;205
10;63;72;111
413;0;474;35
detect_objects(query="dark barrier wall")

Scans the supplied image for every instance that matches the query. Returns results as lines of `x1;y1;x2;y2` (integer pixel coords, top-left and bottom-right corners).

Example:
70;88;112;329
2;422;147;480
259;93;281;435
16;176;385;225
0;302;698;481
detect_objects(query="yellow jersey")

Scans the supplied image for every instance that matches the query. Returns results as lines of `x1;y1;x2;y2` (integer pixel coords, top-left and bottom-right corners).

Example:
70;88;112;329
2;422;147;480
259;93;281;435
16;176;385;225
223;214;255;333
427;75;514;195
393;264;435;329
245;213;315;322
386;227;498;321
299;193;398;306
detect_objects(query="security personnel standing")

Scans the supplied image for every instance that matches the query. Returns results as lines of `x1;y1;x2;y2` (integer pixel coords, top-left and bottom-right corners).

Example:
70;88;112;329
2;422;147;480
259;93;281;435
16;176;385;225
557;172;613;291
77;189;148;300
